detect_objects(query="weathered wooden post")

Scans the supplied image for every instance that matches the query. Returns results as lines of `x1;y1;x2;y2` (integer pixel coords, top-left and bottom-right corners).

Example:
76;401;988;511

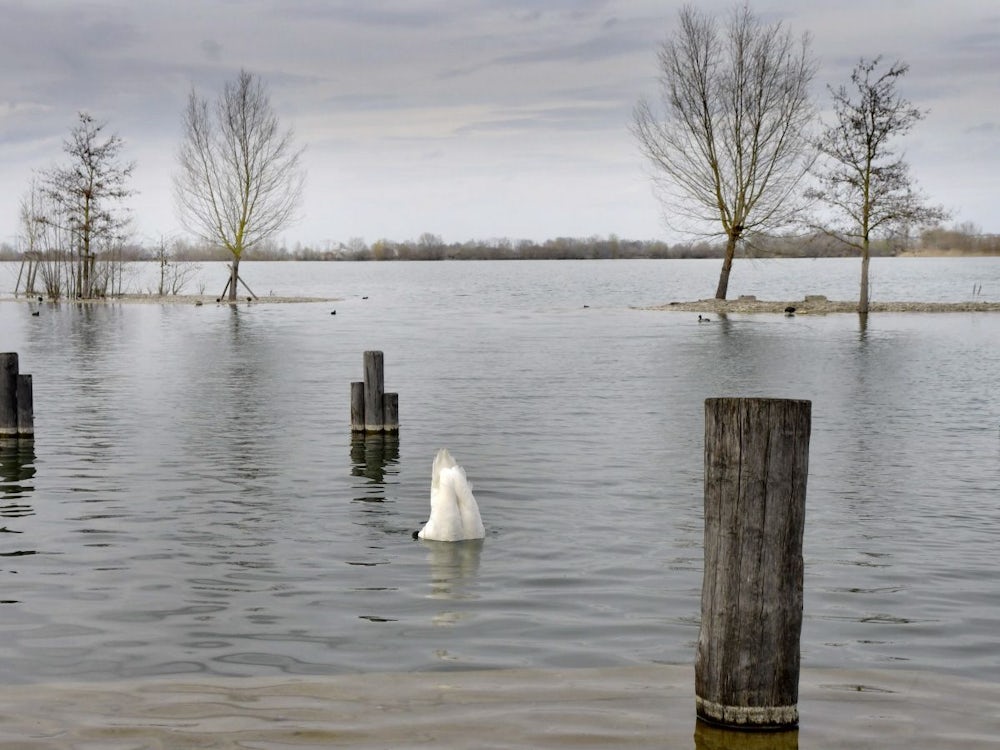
696;397;811;730
352;351;399;433
0;353;20;439
363;350;385;432
16;374;34;439
382;392;399;433
1;354;36;440
350;381;366;432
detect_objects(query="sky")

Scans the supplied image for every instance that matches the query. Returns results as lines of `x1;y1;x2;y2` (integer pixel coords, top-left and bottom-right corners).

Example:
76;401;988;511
2;0;998;249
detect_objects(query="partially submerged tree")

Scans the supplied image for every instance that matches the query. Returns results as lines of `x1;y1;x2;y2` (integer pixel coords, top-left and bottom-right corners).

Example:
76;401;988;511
174;69;305;301
809;57;947;313
633;4;816;299
42;112;134;298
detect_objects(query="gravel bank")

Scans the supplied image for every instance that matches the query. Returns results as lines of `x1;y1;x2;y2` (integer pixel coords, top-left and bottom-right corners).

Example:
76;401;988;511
648;294;1000;314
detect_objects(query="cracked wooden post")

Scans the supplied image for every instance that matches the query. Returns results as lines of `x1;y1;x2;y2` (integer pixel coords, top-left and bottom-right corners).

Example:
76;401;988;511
382;392;399;433
363;351;385;432
350;381;365;432
16;374;34;439
696;397;811;731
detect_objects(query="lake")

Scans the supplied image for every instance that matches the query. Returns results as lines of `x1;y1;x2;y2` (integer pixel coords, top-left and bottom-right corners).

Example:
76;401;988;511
1;257;998;692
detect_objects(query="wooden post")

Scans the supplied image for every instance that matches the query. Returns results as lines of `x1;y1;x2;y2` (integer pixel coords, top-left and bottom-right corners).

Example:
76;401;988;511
696;397;811;730
351;381;366;432
16;374;34;439
0;353;19;439
382;393;399;432
352;351;398;433
363;351;385;432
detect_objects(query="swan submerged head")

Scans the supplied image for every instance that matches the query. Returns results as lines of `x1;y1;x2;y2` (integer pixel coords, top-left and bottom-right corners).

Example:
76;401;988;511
414;448;485;542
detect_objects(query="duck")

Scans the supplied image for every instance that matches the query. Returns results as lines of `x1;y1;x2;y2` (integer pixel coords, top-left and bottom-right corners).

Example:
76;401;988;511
413;449;485;541
784;306;796;316
698;314;712;322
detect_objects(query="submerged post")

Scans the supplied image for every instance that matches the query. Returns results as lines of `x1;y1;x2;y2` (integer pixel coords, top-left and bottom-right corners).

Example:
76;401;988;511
696;397;811;730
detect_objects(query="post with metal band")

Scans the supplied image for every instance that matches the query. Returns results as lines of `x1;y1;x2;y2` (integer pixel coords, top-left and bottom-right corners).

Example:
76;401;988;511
696;397;811;731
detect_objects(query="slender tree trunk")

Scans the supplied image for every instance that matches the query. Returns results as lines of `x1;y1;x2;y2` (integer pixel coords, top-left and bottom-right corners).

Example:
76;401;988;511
859;239;870;315
228;255;240;301
81;199;92;299
714;234;738;300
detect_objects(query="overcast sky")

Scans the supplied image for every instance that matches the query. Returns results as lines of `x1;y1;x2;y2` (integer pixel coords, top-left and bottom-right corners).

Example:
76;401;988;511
2;0;998;248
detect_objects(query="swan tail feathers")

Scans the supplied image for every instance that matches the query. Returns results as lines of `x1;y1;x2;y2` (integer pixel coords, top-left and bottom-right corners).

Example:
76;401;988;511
431;448;457;492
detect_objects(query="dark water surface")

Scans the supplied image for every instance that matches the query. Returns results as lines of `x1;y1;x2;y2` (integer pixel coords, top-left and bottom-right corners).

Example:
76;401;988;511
1;259;998;684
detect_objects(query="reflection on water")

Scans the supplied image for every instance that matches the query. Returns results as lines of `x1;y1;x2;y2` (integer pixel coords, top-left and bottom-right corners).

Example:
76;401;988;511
0;441;34;604
694;721;798;749
0;440;35;498
350;432;400;493
420;539;483;626
423;539;483;602
423;539;483;630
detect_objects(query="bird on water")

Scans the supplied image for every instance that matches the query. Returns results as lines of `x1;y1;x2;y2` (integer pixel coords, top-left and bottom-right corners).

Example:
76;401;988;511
413;449;485;542
698;314;712;322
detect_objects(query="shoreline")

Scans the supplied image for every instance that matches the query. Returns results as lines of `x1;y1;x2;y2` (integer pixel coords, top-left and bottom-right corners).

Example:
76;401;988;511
3;293;999;312
1;665;997;748
1;293;337;305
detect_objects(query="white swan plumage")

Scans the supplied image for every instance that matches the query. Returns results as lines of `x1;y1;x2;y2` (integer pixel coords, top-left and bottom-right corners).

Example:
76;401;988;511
415;449;485;541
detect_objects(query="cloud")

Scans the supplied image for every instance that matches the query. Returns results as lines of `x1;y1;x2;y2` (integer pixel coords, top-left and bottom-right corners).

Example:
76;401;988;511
1;0;999;246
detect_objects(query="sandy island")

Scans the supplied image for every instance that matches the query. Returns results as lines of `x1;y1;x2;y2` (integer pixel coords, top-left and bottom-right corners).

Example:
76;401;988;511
647;294;1000;314
4;293;337;305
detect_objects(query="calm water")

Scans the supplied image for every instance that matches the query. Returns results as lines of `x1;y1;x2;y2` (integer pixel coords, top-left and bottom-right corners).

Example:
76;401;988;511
0;258;998;685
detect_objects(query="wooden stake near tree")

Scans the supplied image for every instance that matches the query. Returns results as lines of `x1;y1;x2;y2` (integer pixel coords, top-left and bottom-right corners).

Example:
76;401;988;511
218;264;258;301
696;397;810;730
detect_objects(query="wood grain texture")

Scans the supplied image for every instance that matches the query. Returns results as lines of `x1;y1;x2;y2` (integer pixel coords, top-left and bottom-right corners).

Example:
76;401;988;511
696;397;811;730
350;381;365;432
363;351;384;432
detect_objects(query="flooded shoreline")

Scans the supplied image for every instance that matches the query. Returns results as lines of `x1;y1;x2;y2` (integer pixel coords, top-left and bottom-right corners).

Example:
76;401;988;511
3;665;998;749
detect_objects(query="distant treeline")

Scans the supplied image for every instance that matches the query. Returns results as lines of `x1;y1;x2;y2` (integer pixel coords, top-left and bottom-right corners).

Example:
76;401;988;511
2;225;998;263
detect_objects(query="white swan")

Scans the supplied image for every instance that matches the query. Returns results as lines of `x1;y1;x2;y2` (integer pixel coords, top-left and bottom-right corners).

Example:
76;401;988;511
414;449;485;541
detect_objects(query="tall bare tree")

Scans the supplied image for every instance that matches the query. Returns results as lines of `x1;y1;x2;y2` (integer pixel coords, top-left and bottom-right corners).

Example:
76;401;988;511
174;70;304;301
42;112;134;298
809;57;947;313
633;4;816;299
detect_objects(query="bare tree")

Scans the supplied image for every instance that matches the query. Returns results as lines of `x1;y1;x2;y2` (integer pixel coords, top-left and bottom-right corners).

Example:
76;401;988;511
174;69;305;301
809;57;947;313
633;4;816;299
154;237;202;296
42;112;134;298
18;178;73;299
